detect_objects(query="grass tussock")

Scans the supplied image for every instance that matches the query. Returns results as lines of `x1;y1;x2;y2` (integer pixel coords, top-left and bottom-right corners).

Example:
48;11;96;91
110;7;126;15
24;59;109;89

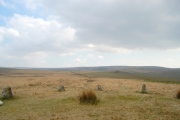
79;90;99;105
176;90;180;99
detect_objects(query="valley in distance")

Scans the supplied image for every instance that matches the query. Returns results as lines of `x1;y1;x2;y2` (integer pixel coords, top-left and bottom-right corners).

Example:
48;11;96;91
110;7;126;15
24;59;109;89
0;66;180;120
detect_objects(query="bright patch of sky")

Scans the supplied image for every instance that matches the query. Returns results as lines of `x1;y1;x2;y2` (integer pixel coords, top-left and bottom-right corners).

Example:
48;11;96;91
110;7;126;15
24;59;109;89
0;0;180;68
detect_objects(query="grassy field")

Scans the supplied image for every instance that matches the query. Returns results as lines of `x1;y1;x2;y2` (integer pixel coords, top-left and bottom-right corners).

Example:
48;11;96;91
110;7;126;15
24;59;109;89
0;69;180;120
80;71;180;83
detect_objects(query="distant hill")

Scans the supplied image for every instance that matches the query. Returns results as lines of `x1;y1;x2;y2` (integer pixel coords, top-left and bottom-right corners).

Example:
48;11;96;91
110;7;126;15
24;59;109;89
31;66;171;72
1;66;180;82
34;66;180;82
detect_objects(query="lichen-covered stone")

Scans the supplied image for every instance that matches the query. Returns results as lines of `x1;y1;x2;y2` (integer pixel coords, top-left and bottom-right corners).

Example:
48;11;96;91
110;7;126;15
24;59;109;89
2;86;13;99
58;85;65;92
0;100;3;106
97;85;102;91
141;84;147;94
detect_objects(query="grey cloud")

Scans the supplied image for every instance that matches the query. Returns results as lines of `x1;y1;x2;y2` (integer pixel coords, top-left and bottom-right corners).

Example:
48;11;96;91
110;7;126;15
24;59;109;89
36;0;180;49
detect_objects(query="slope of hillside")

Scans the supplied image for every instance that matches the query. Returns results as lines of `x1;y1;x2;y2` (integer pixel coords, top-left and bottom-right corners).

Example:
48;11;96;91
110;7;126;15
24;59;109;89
35;66;180;82
1;66;180;82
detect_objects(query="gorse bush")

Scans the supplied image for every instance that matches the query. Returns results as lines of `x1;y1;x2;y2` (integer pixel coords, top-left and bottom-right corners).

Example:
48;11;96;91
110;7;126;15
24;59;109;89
176;90;180;99
79;90;99;105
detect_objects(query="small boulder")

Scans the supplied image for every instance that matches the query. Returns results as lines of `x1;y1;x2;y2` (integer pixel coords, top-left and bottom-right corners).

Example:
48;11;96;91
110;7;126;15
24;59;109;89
0;100;3;106
97;85;102;91
58;85;65;92
2;86;13;99
141;84;147;94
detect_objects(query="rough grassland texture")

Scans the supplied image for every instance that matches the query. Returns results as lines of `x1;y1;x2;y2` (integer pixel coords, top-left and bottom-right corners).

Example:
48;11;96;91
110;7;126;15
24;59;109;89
0;70;180;120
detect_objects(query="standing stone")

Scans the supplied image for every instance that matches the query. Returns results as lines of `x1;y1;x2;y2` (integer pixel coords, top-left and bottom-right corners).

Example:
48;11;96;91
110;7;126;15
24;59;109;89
141;84;147;94
58;85;65;92
2;86;13;99
97;85;102;91
0;100;3;106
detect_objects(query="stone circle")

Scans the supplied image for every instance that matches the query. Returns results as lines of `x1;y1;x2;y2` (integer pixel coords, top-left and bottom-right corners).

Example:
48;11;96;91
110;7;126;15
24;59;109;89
58;85;65;92
97;85;102;91
0;100;3;106
2;86;13;99
141;84;147;94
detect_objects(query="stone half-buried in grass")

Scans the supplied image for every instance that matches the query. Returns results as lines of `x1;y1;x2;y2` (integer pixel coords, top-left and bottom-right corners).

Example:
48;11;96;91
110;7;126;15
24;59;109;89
58;85;65;92
97;85;102;91
79;90;99;105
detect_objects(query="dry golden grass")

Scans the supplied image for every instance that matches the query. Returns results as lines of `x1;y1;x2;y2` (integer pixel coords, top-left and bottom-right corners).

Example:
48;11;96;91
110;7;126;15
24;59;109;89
0;69;180;120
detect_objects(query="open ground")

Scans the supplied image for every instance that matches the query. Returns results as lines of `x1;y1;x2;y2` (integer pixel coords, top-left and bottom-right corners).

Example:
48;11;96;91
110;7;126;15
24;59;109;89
0;69;180;120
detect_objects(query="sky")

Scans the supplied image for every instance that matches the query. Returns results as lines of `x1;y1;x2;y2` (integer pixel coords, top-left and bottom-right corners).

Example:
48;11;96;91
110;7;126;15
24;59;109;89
0;0;180;68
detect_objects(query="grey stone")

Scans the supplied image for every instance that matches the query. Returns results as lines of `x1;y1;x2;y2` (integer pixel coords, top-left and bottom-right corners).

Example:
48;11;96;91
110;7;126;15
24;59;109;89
0;100;3;106
2;86;13;99
141;84;147;94
58;85;65;92
97;85;102;91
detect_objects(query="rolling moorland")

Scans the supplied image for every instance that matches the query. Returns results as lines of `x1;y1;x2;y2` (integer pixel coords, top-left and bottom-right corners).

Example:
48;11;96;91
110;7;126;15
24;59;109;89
36;66;180;83
0;66;180;120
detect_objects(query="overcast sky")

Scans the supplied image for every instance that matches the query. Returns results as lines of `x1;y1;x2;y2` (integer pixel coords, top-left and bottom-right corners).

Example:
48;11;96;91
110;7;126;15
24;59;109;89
0;0;180;68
